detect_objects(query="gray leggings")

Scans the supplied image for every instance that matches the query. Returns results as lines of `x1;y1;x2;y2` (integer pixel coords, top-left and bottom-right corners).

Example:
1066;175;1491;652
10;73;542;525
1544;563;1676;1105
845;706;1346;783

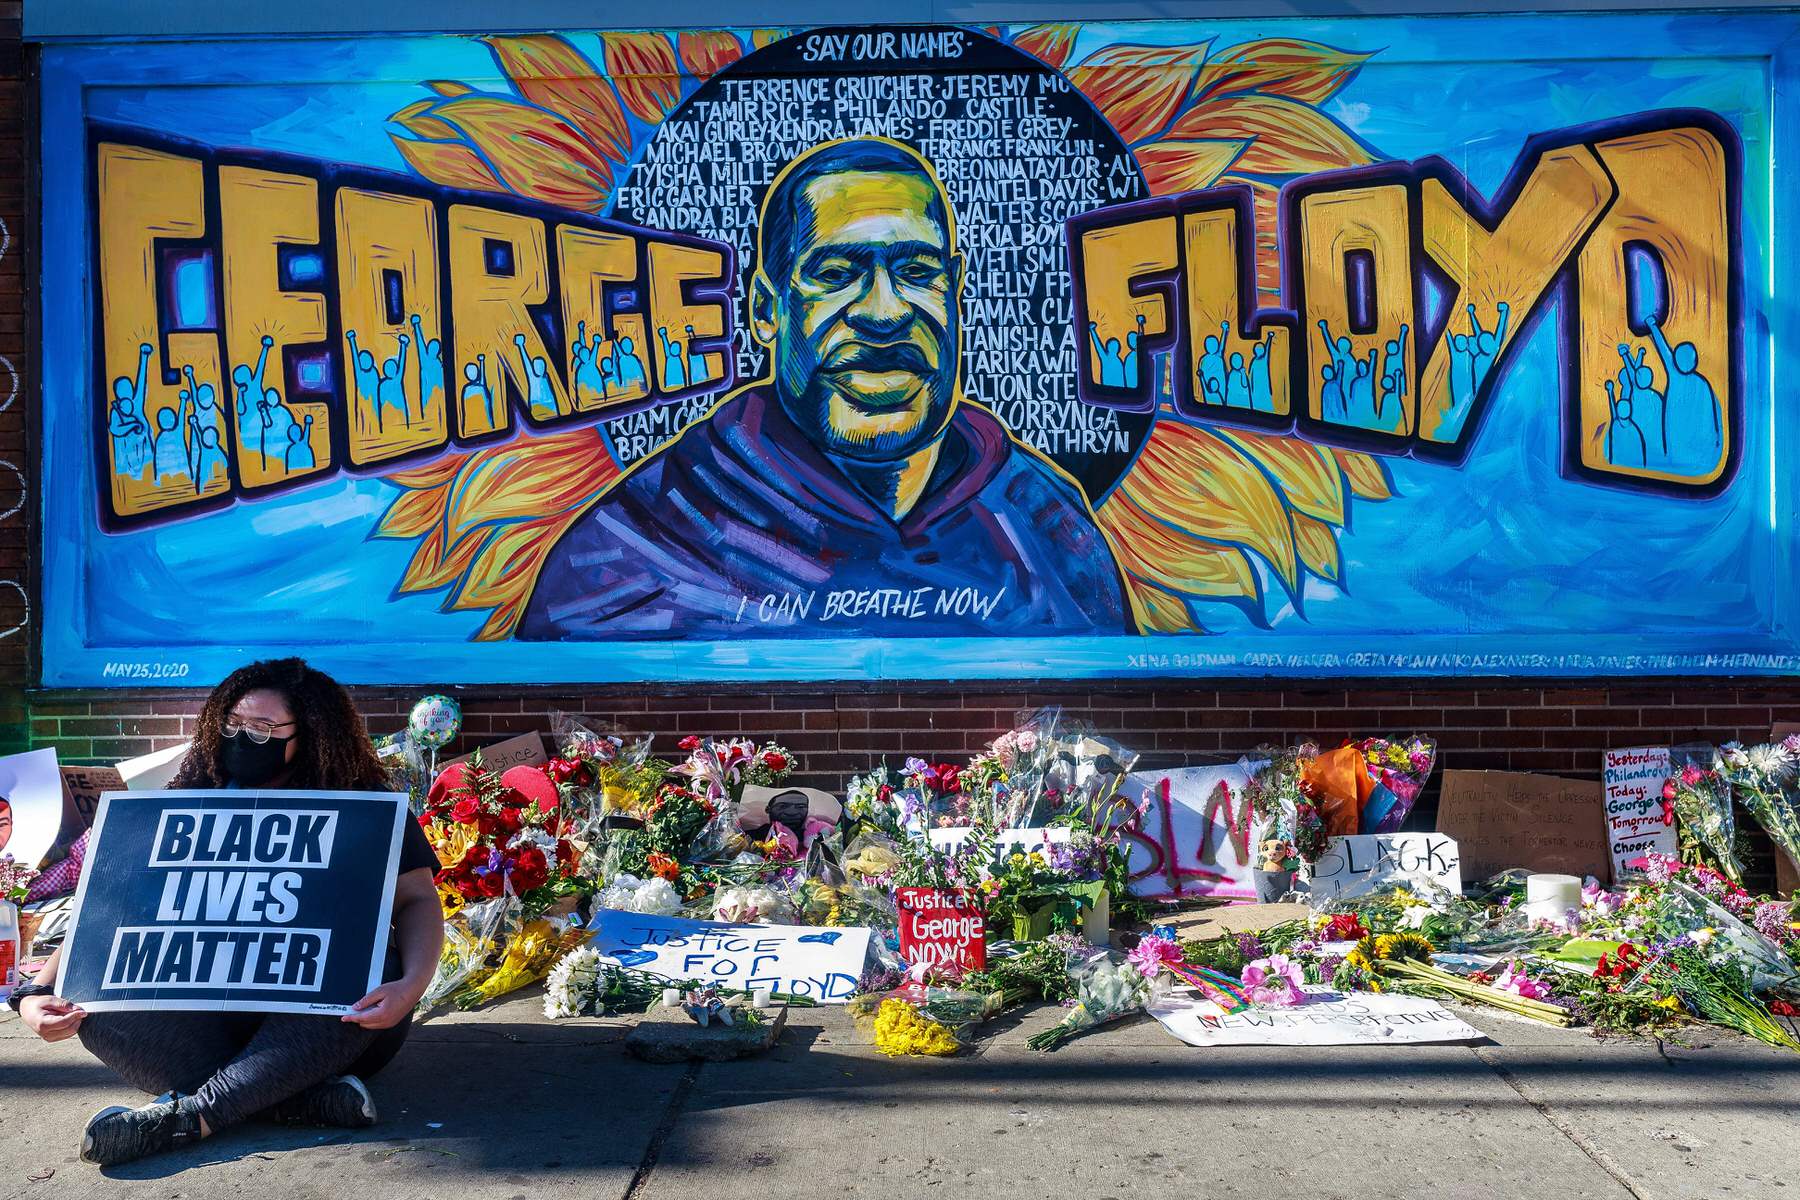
77;1010;409;1129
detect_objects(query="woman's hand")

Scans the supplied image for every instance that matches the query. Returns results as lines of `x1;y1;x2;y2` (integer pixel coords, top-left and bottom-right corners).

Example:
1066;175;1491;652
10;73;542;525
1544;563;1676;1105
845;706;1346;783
21;994;87;1043
341;979;424;1030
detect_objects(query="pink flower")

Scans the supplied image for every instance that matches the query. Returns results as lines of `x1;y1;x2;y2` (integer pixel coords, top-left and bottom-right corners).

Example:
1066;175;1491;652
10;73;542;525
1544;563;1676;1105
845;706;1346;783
1241;955;1305;1007
1127;935;1184;979
1680;763;1706;786
1494;961;1554;1002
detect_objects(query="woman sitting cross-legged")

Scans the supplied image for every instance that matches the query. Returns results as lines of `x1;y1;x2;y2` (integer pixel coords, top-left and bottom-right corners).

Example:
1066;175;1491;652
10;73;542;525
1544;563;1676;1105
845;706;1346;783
11;657;444;1167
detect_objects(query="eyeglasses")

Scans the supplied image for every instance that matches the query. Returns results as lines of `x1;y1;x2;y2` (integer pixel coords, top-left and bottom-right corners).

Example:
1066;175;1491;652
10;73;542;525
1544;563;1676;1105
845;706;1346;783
222;715;297;744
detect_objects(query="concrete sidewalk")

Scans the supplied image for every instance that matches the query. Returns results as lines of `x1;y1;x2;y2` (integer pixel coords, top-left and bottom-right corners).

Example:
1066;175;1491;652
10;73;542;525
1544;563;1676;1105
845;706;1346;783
3;992;1797;1200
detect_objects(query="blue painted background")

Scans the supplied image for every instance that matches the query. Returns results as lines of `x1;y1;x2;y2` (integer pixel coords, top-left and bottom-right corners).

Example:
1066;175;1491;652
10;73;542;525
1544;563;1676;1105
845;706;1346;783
35;14;1800;685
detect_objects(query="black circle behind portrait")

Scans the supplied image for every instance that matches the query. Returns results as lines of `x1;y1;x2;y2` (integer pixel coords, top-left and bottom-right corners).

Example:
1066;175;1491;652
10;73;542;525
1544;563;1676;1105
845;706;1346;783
610;25;1154;501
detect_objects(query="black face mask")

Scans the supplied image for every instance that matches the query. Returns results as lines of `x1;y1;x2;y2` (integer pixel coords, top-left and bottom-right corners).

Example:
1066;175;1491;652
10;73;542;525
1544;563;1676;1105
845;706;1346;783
221;732;294;788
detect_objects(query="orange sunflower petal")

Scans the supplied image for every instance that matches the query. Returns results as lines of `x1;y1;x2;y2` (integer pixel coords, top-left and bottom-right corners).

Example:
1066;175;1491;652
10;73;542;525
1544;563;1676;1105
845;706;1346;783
1334;448;1395;501
1011;23;1081;70
679;31;744;80
1293;513;1342;584
752;29;789;50
427;80;473;98
429;95;612;210
482;35;633;164
1218;428;1347;525
1069;41;1212;144
603;32;683;124
1192;38;1372;107
1171;93;1374;177
1098;494;1260;600
1134;139;1246;196
390;136;506;194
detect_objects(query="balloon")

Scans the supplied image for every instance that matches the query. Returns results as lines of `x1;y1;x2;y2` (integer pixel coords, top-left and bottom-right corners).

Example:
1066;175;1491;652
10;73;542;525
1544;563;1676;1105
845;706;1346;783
408;693;462;750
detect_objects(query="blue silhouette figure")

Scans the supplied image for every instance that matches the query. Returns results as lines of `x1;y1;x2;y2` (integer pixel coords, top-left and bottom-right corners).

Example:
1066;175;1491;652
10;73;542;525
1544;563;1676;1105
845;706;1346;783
151;407;190;486
1202;374;1224;407
1603;379;1647;468
284;415;316;472
1615;342;1664;464
1197;323;1227;403
191;423;226;487
658;325;688;391
345;329;380;427
614;335;647;392
255;386;296;468
1248;336;1275;413
1347;352;1378;425
1319;361;1345;420
1224;352;1251;408
234;335;277;465
513;333;559;418
1120;314;1145;388
1088;321;1124;387
684;323;711;387
409;314;444;416
181;363;224;454
1645;315;1720;474
461;354;495;429
378;333;413;430
109;342;154;479
1378;323;1410;427
1470;302;1510;389
572;320;610;402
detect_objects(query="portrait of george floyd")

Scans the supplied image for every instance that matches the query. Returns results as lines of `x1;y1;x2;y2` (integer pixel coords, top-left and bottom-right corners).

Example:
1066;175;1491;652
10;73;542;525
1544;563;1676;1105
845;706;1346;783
517;137;1136;641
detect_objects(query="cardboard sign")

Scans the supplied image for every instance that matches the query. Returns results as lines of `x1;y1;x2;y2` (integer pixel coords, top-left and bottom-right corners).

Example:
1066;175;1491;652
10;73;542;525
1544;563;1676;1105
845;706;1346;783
895;887;985;974
1305;833;1463;902
925;825;1070;861
1601;748;1677;879
1118;761;1262;901
0;749;69;871
56;790;407;1014
1149;986;1483;1046
1434;770;1610;883
588;910;869;1002
442;732;549;773
115;742;190;791
59;764;124;846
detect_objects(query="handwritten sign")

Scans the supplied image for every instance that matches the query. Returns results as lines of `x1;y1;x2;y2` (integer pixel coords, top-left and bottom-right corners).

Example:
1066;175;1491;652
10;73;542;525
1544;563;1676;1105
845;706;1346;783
588;910;869;1003
59;764;123;846
1305;833;1463;902
1600;748;1676;880
1149;986;1483;1046
56;790;407;1013
1118;762;1262;900
1434;770;1610;883
443;732;549;773
895;888;985;974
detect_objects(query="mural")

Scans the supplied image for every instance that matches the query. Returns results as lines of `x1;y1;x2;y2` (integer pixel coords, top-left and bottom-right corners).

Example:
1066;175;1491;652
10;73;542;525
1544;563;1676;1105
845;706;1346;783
35;15;1799;684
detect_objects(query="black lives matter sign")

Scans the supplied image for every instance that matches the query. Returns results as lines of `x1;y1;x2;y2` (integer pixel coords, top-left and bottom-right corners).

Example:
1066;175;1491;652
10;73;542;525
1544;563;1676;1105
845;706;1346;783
57;790;407;1013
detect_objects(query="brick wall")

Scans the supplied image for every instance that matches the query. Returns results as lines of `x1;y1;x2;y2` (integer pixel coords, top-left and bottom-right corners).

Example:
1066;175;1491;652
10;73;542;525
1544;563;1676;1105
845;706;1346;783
0;11;28;752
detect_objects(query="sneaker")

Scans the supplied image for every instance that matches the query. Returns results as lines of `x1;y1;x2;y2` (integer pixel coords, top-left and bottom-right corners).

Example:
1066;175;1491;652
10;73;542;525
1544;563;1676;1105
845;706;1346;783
79;1099;203;1167
261;1075;377;1128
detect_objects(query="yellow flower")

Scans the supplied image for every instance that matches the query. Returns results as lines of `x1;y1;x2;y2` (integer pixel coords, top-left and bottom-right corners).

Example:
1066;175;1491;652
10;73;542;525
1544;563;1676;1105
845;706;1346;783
1653;996;1682;1011
1027;851;1047;869
871;999;959;1057
1010;852;1027;867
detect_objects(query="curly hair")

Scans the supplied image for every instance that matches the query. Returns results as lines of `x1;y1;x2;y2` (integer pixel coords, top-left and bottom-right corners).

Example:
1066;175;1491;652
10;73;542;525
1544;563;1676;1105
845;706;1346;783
169;657;393;791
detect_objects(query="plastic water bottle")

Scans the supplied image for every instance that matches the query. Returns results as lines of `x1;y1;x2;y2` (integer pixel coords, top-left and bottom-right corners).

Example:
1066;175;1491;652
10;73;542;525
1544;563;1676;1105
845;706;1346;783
0;900;20;999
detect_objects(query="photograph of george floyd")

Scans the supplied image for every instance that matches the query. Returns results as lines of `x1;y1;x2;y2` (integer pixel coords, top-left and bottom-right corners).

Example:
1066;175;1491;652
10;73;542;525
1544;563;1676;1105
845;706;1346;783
1;0;1798;1194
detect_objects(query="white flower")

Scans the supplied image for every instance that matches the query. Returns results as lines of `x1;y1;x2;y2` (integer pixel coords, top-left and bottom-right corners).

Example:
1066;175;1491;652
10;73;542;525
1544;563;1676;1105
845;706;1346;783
544;946;603;1018
1721;743;1750;769
1745;743;1794;781
596;873;683;916
1692;927;1715;945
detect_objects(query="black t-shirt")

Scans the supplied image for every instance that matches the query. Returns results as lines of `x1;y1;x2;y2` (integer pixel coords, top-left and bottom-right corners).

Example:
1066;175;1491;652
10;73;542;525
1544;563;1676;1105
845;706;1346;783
398;815;440;877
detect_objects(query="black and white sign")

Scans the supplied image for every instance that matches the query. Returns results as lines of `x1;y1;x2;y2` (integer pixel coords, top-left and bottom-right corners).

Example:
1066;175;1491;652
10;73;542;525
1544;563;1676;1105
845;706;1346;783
57;790;407;1014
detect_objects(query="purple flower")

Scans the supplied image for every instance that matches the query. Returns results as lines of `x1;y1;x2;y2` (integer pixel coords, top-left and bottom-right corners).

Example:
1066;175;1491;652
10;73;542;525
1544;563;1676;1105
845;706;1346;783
903;757;930;777
1754;901;1795;944
1236;932;1266;961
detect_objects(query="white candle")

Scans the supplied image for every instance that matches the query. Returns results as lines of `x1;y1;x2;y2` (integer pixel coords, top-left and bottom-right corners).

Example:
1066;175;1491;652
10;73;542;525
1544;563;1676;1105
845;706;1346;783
661;988;681;1008
752;988;773;1009
1523;873;1581;922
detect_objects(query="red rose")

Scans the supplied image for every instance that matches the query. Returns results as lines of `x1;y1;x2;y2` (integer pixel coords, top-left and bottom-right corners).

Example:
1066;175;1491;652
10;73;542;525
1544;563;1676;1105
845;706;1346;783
763;751;789;772
510;846;549;893
416;812;434;829
477;872;505;898
497;807;524;834
450;797;481;825
1771;999;1798;1017
679;735;702;752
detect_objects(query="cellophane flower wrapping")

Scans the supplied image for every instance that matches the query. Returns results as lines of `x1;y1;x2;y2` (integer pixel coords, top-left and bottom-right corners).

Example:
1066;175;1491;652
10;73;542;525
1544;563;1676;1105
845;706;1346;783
851;985;1002;1054
454;917;588;1010
1358;735;1438;834
415;894;520;1017
1668;747;1745;882
1026;954;1157;1051
1718;737;1800;874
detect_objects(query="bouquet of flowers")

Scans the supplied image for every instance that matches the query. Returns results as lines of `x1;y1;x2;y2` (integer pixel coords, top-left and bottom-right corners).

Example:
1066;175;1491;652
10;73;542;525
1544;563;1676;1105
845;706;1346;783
452;917;588;1010
673;735;795;803
1244;744;1329;866
1356;735;1438;834
1717;737;1800;874
593;872;684;916
542;945;666;1018
712;882;796;924
899;757;972;829
845;764;905;840
1026;954;1155;1051
1664;750;1746;881
421;757;580;919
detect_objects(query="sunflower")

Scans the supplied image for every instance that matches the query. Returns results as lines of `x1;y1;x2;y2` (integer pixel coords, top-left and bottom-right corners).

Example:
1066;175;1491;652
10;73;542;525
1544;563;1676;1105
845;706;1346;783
1349;932;1436;971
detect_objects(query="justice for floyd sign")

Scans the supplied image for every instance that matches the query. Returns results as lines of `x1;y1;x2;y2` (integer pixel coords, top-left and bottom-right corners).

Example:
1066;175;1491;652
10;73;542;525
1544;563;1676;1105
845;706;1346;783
57;790;408;1014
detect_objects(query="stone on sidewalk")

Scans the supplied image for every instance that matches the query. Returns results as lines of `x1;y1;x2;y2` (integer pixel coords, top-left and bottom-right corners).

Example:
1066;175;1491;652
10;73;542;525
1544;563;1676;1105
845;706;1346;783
625;1003;788;1063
